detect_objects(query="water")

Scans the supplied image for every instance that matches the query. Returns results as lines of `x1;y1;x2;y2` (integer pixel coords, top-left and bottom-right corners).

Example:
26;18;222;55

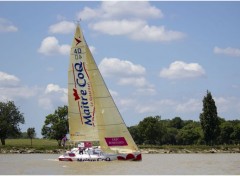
0;153;239;175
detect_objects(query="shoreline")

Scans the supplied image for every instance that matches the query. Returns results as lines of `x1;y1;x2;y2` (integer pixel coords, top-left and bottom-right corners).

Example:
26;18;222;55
1;147;240;154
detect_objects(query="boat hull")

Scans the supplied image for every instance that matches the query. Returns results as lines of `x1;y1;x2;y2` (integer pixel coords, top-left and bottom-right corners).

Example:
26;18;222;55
58;148;142;162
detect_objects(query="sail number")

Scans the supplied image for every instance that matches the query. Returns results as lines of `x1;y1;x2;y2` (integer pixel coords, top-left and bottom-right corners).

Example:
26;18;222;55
74;48;82;60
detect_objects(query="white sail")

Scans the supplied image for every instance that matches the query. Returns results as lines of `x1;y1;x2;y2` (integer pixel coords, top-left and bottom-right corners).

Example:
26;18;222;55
68;24;139;154
68;24;99;141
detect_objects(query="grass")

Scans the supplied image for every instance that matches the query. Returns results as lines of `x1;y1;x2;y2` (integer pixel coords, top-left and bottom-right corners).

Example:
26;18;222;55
0;139;61;150
1;139;239;152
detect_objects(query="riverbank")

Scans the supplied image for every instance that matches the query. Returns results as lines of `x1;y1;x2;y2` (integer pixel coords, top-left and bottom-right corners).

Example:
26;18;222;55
1;146;240;154
1;139;239;154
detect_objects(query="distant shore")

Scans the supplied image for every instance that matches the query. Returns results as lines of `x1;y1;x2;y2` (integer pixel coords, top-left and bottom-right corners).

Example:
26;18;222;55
1;147;240;154
1;139;240;154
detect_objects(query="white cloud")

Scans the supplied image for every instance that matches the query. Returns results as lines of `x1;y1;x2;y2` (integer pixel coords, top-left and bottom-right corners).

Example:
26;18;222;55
176;99;201;113
0;18;18;32
38;83;67;110
77;7;101;20
214;46;240;57
0;71;37;101
135;87;157;96
159;61;206;79
77;1;163;20
48;21;76;34
89;45;96;54
90;19;146;35
99;58;146;77
38;36;70;56
0;71;20;87
131;25;185;42
118;77;148;87
99;58;155;93
0;86;37;102
45;84;67;94
109;89;118;97
135;99;176;114
90;20;184;42
77;2;184;42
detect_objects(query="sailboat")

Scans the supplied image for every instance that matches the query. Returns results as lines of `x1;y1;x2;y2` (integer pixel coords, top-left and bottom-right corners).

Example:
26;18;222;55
58;23;142;162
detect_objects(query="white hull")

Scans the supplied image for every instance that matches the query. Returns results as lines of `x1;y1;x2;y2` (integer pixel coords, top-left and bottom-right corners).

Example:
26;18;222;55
58;147;142;162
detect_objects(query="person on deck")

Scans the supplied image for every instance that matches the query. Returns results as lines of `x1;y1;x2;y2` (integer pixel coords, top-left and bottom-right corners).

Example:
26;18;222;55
79;147;84;155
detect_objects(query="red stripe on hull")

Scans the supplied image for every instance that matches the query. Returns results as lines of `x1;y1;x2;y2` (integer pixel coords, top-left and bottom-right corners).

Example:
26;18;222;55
133;154;142;161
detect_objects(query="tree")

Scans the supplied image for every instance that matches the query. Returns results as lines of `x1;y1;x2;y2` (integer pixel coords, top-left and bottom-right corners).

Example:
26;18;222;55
199;90;220;145
231;123;240;144
176;121;201;145
162;127;178;145
0;101;25;145
169;117;184;129
27;127;36;146
138;116;164;145
128;125;142;145
41;105;68;146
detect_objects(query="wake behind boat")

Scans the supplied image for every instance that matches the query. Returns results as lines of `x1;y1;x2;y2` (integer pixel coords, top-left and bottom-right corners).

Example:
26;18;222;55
58;23;142;162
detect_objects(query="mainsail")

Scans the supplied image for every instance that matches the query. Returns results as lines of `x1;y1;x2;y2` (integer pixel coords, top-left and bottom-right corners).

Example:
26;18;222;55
68;24;139;154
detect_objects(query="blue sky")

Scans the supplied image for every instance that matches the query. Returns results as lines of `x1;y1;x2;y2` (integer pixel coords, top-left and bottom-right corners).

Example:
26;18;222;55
1;1;240;137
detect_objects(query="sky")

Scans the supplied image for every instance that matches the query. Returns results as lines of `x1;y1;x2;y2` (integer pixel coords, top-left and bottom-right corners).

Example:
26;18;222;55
1;1;240;137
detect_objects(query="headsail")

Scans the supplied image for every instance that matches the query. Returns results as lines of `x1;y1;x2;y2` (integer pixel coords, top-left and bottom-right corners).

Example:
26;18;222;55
68;24;139;154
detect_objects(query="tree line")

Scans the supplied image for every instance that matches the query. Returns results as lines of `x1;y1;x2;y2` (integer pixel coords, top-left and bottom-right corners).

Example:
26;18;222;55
128;116;240;146
1;91;239;146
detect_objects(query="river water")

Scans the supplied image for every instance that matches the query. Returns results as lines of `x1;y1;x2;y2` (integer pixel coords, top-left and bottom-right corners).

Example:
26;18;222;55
0;153;239;175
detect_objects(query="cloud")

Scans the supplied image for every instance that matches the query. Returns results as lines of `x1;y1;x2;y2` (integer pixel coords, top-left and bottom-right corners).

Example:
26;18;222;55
77;2;184;42
176;99;201;113
38;36;70;56
48;21;76;34
90;19;146;35
214;46;240;57
77;1;163;20
0;71;37;101
135;87;157;96
0;18;18;32
118;77;148;87
38;84;67;110
159;61;206;79
0;71;20;87
109;89;118;97
89;19;184;42
89;46;96;54
135;99;176;114
99;58;155;94
99;58;146;77
131;25;185;42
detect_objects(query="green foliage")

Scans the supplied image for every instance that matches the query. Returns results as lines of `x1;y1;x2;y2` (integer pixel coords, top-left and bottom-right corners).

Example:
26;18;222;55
128;125;142;145
169;117;184;129
0;139;59;151
0;101;25;145
176;121;202;145
199;90;220;145
138;116;165;145
41;105;68;146
231;123;240;144
129;114;240;146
